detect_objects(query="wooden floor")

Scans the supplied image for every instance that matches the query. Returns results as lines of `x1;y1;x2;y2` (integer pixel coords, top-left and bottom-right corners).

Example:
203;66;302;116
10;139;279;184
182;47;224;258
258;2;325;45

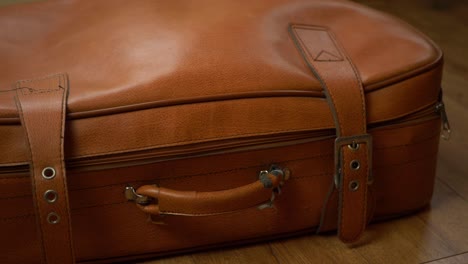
1;0;466;263
143;1;468;264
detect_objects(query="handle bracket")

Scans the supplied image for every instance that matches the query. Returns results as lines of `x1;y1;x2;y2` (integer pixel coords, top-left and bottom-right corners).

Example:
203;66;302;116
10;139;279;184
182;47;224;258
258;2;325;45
125;186;153;205
125;165;290;216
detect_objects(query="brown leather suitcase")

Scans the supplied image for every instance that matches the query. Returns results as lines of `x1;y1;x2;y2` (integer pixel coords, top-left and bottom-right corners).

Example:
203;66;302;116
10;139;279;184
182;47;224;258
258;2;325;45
0;0;450;263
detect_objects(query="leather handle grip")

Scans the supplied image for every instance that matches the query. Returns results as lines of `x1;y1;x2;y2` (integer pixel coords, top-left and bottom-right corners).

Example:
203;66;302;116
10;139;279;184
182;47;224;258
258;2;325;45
131;168;289;216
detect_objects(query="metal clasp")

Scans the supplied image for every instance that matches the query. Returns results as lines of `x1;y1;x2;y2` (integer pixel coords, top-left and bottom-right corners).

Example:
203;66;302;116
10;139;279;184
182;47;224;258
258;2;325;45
125;186;152;205
334;134;373;188
257;165;290;210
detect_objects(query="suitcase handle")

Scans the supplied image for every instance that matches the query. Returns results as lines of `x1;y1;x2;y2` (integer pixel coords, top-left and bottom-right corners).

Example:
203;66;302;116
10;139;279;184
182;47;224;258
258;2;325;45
126;166;289;217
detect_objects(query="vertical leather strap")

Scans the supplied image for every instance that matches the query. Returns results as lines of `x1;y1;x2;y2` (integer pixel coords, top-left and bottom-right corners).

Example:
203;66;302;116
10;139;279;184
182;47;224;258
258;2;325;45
15;74;75;263
289;25;373;243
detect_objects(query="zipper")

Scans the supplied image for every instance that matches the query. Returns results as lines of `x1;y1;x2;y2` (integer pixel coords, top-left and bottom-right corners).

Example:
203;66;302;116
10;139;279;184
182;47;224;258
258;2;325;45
435;101;451;140
0;100;449;175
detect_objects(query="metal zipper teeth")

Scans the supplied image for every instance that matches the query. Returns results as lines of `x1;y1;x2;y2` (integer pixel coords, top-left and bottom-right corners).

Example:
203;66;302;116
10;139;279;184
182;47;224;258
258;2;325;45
0;102;443;175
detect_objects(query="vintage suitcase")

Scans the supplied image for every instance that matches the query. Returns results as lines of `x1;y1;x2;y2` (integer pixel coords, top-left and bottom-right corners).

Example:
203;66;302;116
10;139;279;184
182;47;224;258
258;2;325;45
0;0;449;263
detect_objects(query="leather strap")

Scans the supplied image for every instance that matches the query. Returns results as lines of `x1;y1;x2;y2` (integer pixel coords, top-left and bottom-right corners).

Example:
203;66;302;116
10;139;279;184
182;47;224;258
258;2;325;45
15;74;75;263
289;25;373;242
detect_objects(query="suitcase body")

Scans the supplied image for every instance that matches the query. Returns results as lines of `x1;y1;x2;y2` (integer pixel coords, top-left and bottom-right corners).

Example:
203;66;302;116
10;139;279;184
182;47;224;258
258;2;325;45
0;0;446;263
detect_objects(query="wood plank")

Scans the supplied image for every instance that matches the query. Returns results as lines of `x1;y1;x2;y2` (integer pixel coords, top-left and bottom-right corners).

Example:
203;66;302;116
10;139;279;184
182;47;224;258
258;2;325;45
142;255;196;264
269;235;369;264
418;177;468;252
423;252;468;264
190;244;279;264
353;213;454;263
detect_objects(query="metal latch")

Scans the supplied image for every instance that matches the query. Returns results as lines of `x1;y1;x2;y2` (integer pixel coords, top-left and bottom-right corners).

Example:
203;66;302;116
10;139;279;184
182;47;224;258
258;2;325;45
125;186;152;205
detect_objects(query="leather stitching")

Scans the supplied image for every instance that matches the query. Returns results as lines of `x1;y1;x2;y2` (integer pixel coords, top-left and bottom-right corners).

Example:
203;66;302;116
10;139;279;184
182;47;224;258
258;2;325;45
339;147;368;242
1;115;440;167
322;30;368;241
0;121;439;200
58;74;75;260
347;54;367;132
290;25;344;134
294;27;344;62
290;25;369;241
0;214;35;222
0;153;438;221
0;150;335;184
17;73;64;96
14;74;74;263
14;83;48;264
0;126;329;164
327;32;367;134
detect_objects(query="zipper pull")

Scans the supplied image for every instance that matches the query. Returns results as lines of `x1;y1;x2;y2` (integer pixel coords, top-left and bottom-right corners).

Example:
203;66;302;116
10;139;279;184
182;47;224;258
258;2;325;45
436;101;451;140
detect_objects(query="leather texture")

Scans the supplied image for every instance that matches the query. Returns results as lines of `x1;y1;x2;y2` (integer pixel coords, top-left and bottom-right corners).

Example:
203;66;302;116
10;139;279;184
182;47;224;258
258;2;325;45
136;169;285;216
289;25;371;242
0;0;444;263
14;74;75;263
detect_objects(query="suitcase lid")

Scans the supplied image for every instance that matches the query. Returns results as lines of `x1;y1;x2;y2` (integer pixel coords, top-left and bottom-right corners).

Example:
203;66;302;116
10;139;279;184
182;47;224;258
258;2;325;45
0;0;441;121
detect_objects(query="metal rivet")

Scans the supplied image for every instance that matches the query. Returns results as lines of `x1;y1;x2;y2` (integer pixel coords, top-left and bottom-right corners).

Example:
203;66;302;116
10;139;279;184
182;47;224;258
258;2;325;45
43;190;58;203
349;180;360;191
47;212;60;224
348;141;360;151
350;160;360;170
41;167;56;180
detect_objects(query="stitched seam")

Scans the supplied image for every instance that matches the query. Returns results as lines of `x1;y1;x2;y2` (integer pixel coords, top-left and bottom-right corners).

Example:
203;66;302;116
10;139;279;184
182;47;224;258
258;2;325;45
314;31;344;134
0;176;31;181
72;201;128;211
15;82;48;264
374;151;438;168
326;29;365;135
0;135;441;199
339;151;346;240
0;213;34;222
0;201;130;222
290;172;332;179
351;62;366;133
0;126;326;163
339;149;368;242
293;25;344;59
74;128;325;157
17;73;63;96
69;153;333;192
16;73;64;86
293;28;343;134
58;74;75;259
20;89;61;95
345;51;367;133
158;153;333;181
294;27;344;62
0;153;438;221
334;37;367;240
0;194;31;200
375;133;439;150
0;131;438;183
45;74;63;263
0;152;334;199
356;147;369;241
1;116;440;164
311;28;367;241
